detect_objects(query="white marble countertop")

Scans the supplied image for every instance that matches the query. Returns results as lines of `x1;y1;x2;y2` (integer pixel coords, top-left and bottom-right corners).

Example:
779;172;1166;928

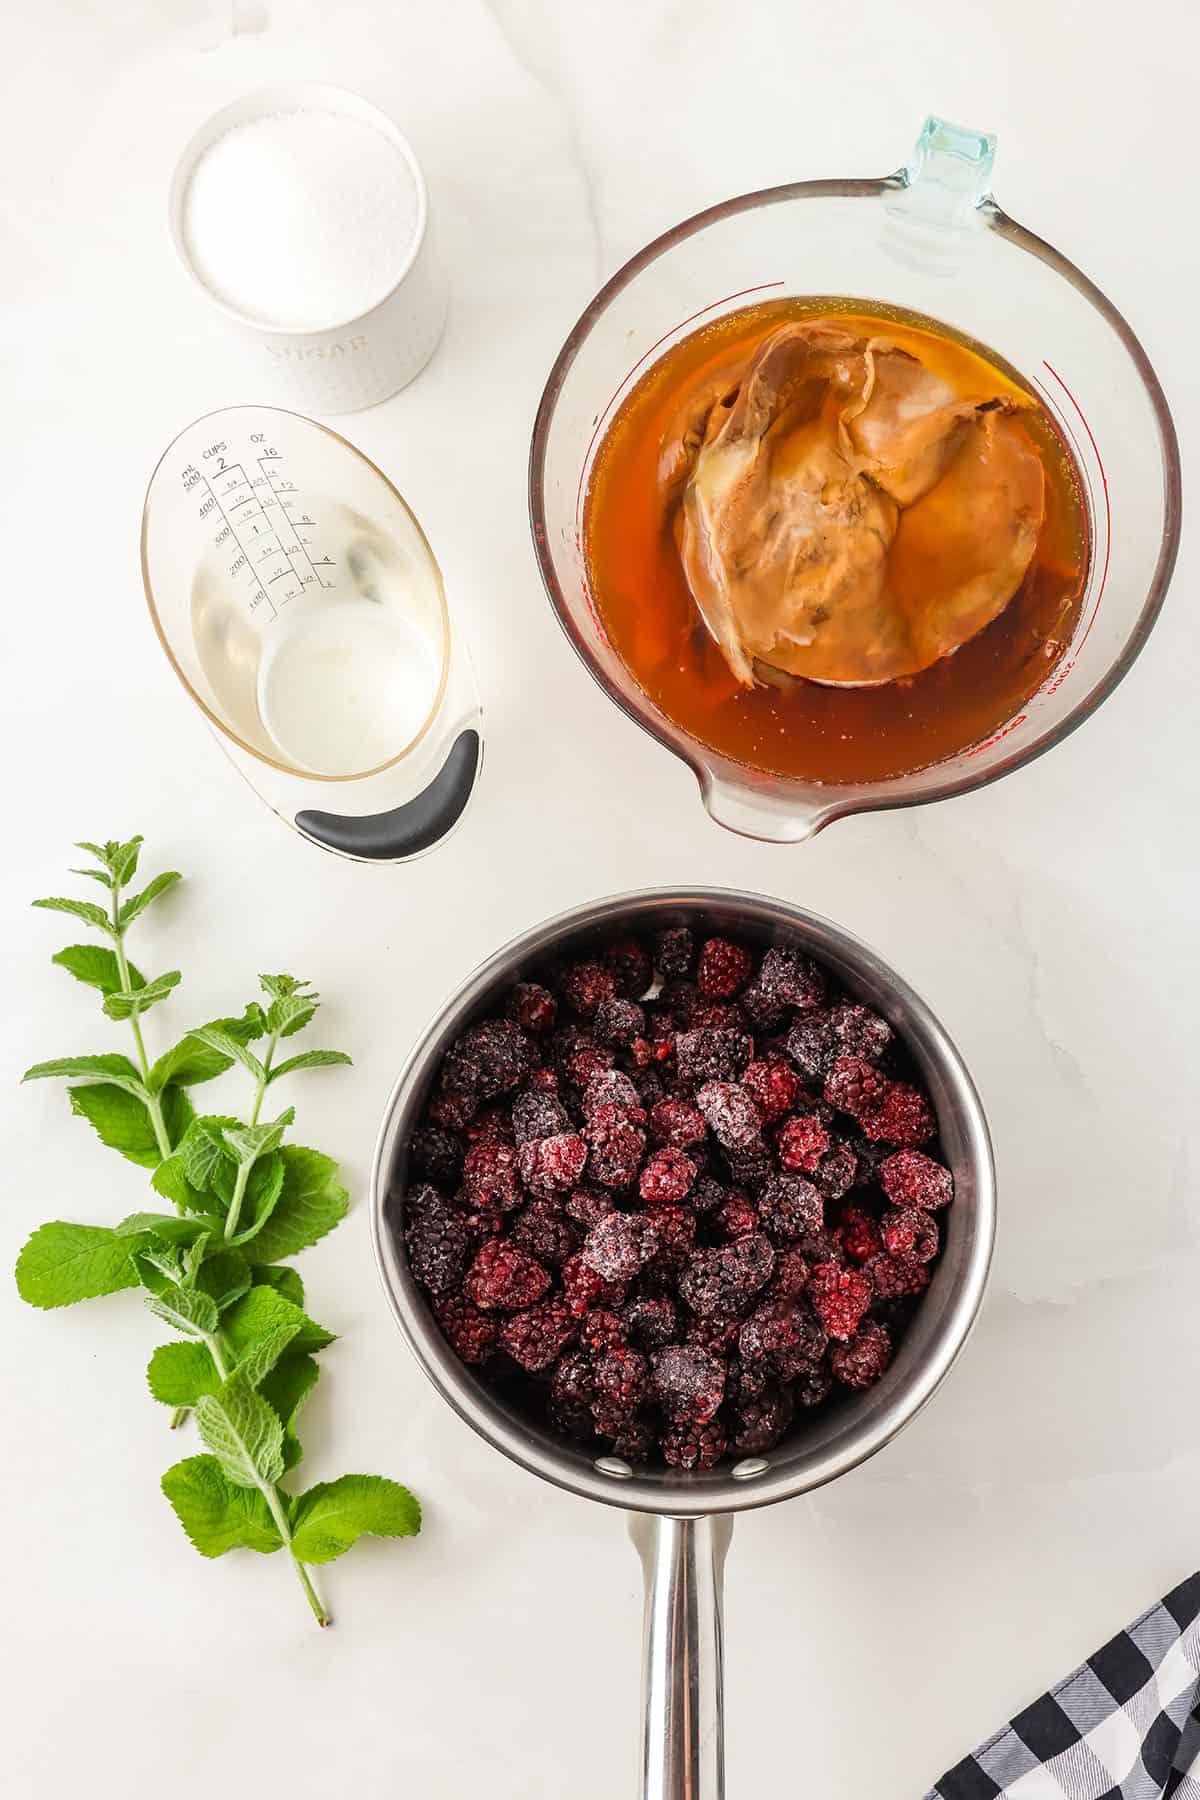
3;1;1197;1794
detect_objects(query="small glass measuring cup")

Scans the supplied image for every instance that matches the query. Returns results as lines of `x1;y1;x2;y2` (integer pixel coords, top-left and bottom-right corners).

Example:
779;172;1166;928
143;405;481;861
529;117;1182;842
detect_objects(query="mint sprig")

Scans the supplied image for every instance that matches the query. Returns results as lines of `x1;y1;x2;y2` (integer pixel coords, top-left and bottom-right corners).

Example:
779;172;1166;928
15;836;420;1627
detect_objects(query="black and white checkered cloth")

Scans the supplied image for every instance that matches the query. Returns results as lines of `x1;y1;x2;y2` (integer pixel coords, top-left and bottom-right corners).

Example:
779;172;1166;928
928;1575;1200;1800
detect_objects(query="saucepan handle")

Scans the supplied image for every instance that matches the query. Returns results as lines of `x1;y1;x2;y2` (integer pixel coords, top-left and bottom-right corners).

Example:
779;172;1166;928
628;1513;733;1800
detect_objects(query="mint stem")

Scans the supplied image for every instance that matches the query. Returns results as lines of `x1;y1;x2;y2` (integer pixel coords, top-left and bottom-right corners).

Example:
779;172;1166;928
262;1481;329;1626
109;879;172;1166
223;1031;277;1240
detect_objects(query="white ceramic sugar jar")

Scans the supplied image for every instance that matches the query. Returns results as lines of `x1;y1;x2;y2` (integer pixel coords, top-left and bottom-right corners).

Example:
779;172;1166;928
169;84;447;414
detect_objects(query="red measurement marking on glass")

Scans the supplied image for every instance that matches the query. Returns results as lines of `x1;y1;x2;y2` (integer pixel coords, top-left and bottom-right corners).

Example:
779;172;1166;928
1041;359;1111;657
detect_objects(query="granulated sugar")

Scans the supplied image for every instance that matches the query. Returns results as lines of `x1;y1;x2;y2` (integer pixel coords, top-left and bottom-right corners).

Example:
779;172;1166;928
182;107;421;330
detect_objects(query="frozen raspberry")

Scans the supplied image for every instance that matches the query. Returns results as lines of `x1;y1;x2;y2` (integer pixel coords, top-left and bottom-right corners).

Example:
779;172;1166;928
807;1261;873;1340
584;1103;646;1187
582;1068;643;1119
868;1251;932;1299
785;1014;835;1081
696;1080;763;1153
409;1126;464;1187
531;1067;559;1093
653;924;695;979
603;935;653;998
768;1246;811;1297
882;1207;939;1262
813;1140;858;1201
507;982;558;1033
564;1185;611;1230
758;1173;823;1245
464;1238;551;1311
697;936;754;998
778;1113;831;1173
829;1000;893;1062
689;1175;728;1216
592;1346;649;1413
733;1385;795;1453
511;1089;570;1145
434;1294;499;1365
759;947;827;1010
651;1345;726;1424
880;1149;953;1209
499;1299;576;1371
561;1250;628;1315
686;1315;741;1353
738;1299;827;1378
824;1054;893;1120
662;1420;727;1470
443;1019;533;1101
624;1296;679;1350
678;1234;776;1318
461;1140;522;1211
794;1365;833;1408
405;1187;469;1299
741;1056;802;1122
551;1025;616;1089
561;960;616;1018
739;981;789;1032
594;996;645;1047
860;1084;937;1146
648;1099;706;1150
639;1147;697;1204
642;1203;698;1267
675;1027;752;1089
512;1200;577;1268
714;1192;759;1240
517;1131;588;1195
582;1211;658;1281
578;1307;627;1353
838;1207;883;1264
831;1320;893;1389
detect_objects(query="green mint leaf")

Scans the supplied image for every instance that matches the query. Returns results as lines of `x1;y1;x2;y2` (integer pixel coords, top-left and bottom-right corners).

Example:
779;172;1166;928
73;841;110;865
116;1212;210;1245
249;1146;349;1264
162;1456;282;1557
141;1244;187;1286
51;944;144;996
232;1320;301;1391
194;1383;284;1490
69;867;114;887
152;1150;211;1217
148;1004;268;1091
266;1049;352;1084
68;1081;192;1167
289;1475;421;1564
180;1115;239;1192
182;1232;213;1285
146;1285;220;1339
102;969;181;1021
147;1342;220;1407
189;1025;264;1084
23;1055;149;1104
222;1285;335;1358
194;1247;251;1313
107;837;144;887
223;1152;286;1245
258;974;306;1000
117;870;181;930
268;994;318;1039
16;1221;148;1309
253;1264;304;1308
32;896;115;937
223;1108;295;1168
260;1353;318;1470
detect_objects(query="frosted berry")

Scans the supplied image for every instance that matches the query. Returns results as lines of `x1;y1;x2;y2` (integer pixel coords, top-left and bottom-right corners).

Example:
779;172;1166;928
777;1113;831;1173
581;1211;659;1282
741;1056;802;1122
499;1299;576;1371
464;1238;551;1311
584;1103;646;1187
697;936;754;998
511;1089;570;1145
649;1098;707;1150
678;1234;776;1318
517;1131;588;1195
508;982;558;1033
831;1320;892;1389
434;1294;499;1364
860;1084;936;1146
759;947;827;1010
405;1187;469;1299
882;1207;939;1262
880;1149;953;1209
462;1140;522;1211
807;1261;872;1341
651;1345;726;1424
758;1173;823;1245
639;1147;698;1204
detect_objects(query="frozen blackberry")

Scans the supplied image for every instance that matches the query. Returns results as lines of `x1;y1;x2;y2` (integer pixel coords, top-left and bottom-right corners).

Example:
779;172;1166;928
594;996;646;1047
517;1131;588;1195
409;1126;464;1188
794;1365;833;1409
741;1056;802;1122
660;980;701;1025
592;1346;649;1413
777;1113;831;1173
882;1206;939;1262
530;1067;560;1093
861;1084;937;1146
405;1187;470;1299
829;1000;893;1062
824;1054;893;1120
584;1103;646;1187
784;1014;836;1081
512;1088;571;1146
507;982;558;1033
653;924;695;979
642;1203;698;1268
738;1298;826;1377
561;1250;628;1315
434;1294;499;1365
690;1002;745;1031
831;1320;893;1389
650;1345;726;1424
581;1211;659;1282
758;1173;823;1245
686;1315;741;1354
675;1027;752;1090
880;1149;953;1209
624;1295;679;1350
813;1140;858;1201
443;1019;533;1101
464;1238;551;1311
678;1233;776;1318
564;1185;611;1230
466;1104;513;1145
868;1250;932;1299
578;1307;627;1353
696;1080;763;1152
759;947;827;1011
426;1086;478;1131
807;1261;873;1340
689;1175;729;1216
550;1351;596;1436
605;1418;655;1462
662;1420;727;1470
733;1384;795;1454
603;935;653;998
639;1147;698;1204
582;1067;643;1119
512;1200;577;1268
561;960;616;1018
739;981;789;1032
461;1140;522;1211
648;1098;707;1149
768;1246;811;1298
499;1299;576;1372
837;1206;883;1264
697;936;754;998
713;1192;759;1240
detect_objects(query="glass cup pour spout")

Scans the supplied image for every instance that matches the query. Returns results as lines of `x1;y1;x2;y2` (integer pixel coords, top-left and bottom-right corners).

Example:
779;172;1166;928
528;116;1180;843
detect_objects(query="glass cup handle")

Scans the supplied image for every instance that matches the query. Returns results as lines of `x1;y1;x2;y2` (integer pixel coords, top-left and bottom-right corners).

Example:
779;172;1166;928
294;728;480;861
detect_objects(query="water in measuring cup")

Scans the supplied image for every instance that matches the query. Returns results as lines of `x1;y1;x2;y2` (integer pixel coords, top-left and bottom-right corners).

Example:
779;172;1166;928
191;501;443;778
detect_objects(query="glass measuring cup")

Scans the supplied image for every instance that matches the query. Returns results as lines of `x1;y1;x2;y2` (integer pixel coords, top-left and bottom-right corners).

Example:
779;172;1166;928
529;117;1181;842
143;406;481;861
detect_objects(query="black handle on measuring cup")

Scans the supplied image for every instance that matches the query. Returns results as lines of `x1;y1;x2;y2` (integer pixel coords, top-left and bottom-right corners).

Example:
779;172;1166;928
295;730;480;862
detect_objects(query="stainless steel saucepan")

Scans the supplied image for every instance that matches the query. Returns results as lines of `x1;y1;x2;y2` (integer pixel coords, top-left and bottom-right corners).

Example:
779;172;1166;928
370;889;996;1798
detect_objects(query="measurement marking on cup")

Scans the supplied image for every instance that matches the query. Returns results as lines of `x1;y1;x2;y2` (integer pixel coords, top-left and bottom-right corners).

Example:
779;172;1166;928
198;470;275;620
258;455;333;589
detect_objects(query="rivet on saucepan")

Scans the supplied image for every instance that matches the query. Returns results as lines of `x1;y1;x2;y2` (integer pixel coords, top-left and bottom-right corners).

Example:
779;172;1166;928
595;1455;634;1479
731;1457;769;1480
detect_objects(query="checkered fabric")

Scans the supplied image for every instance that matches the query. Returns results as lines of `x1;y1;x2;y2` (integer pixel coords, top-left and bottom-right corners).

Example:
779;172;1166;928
928;1575;1200;1800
